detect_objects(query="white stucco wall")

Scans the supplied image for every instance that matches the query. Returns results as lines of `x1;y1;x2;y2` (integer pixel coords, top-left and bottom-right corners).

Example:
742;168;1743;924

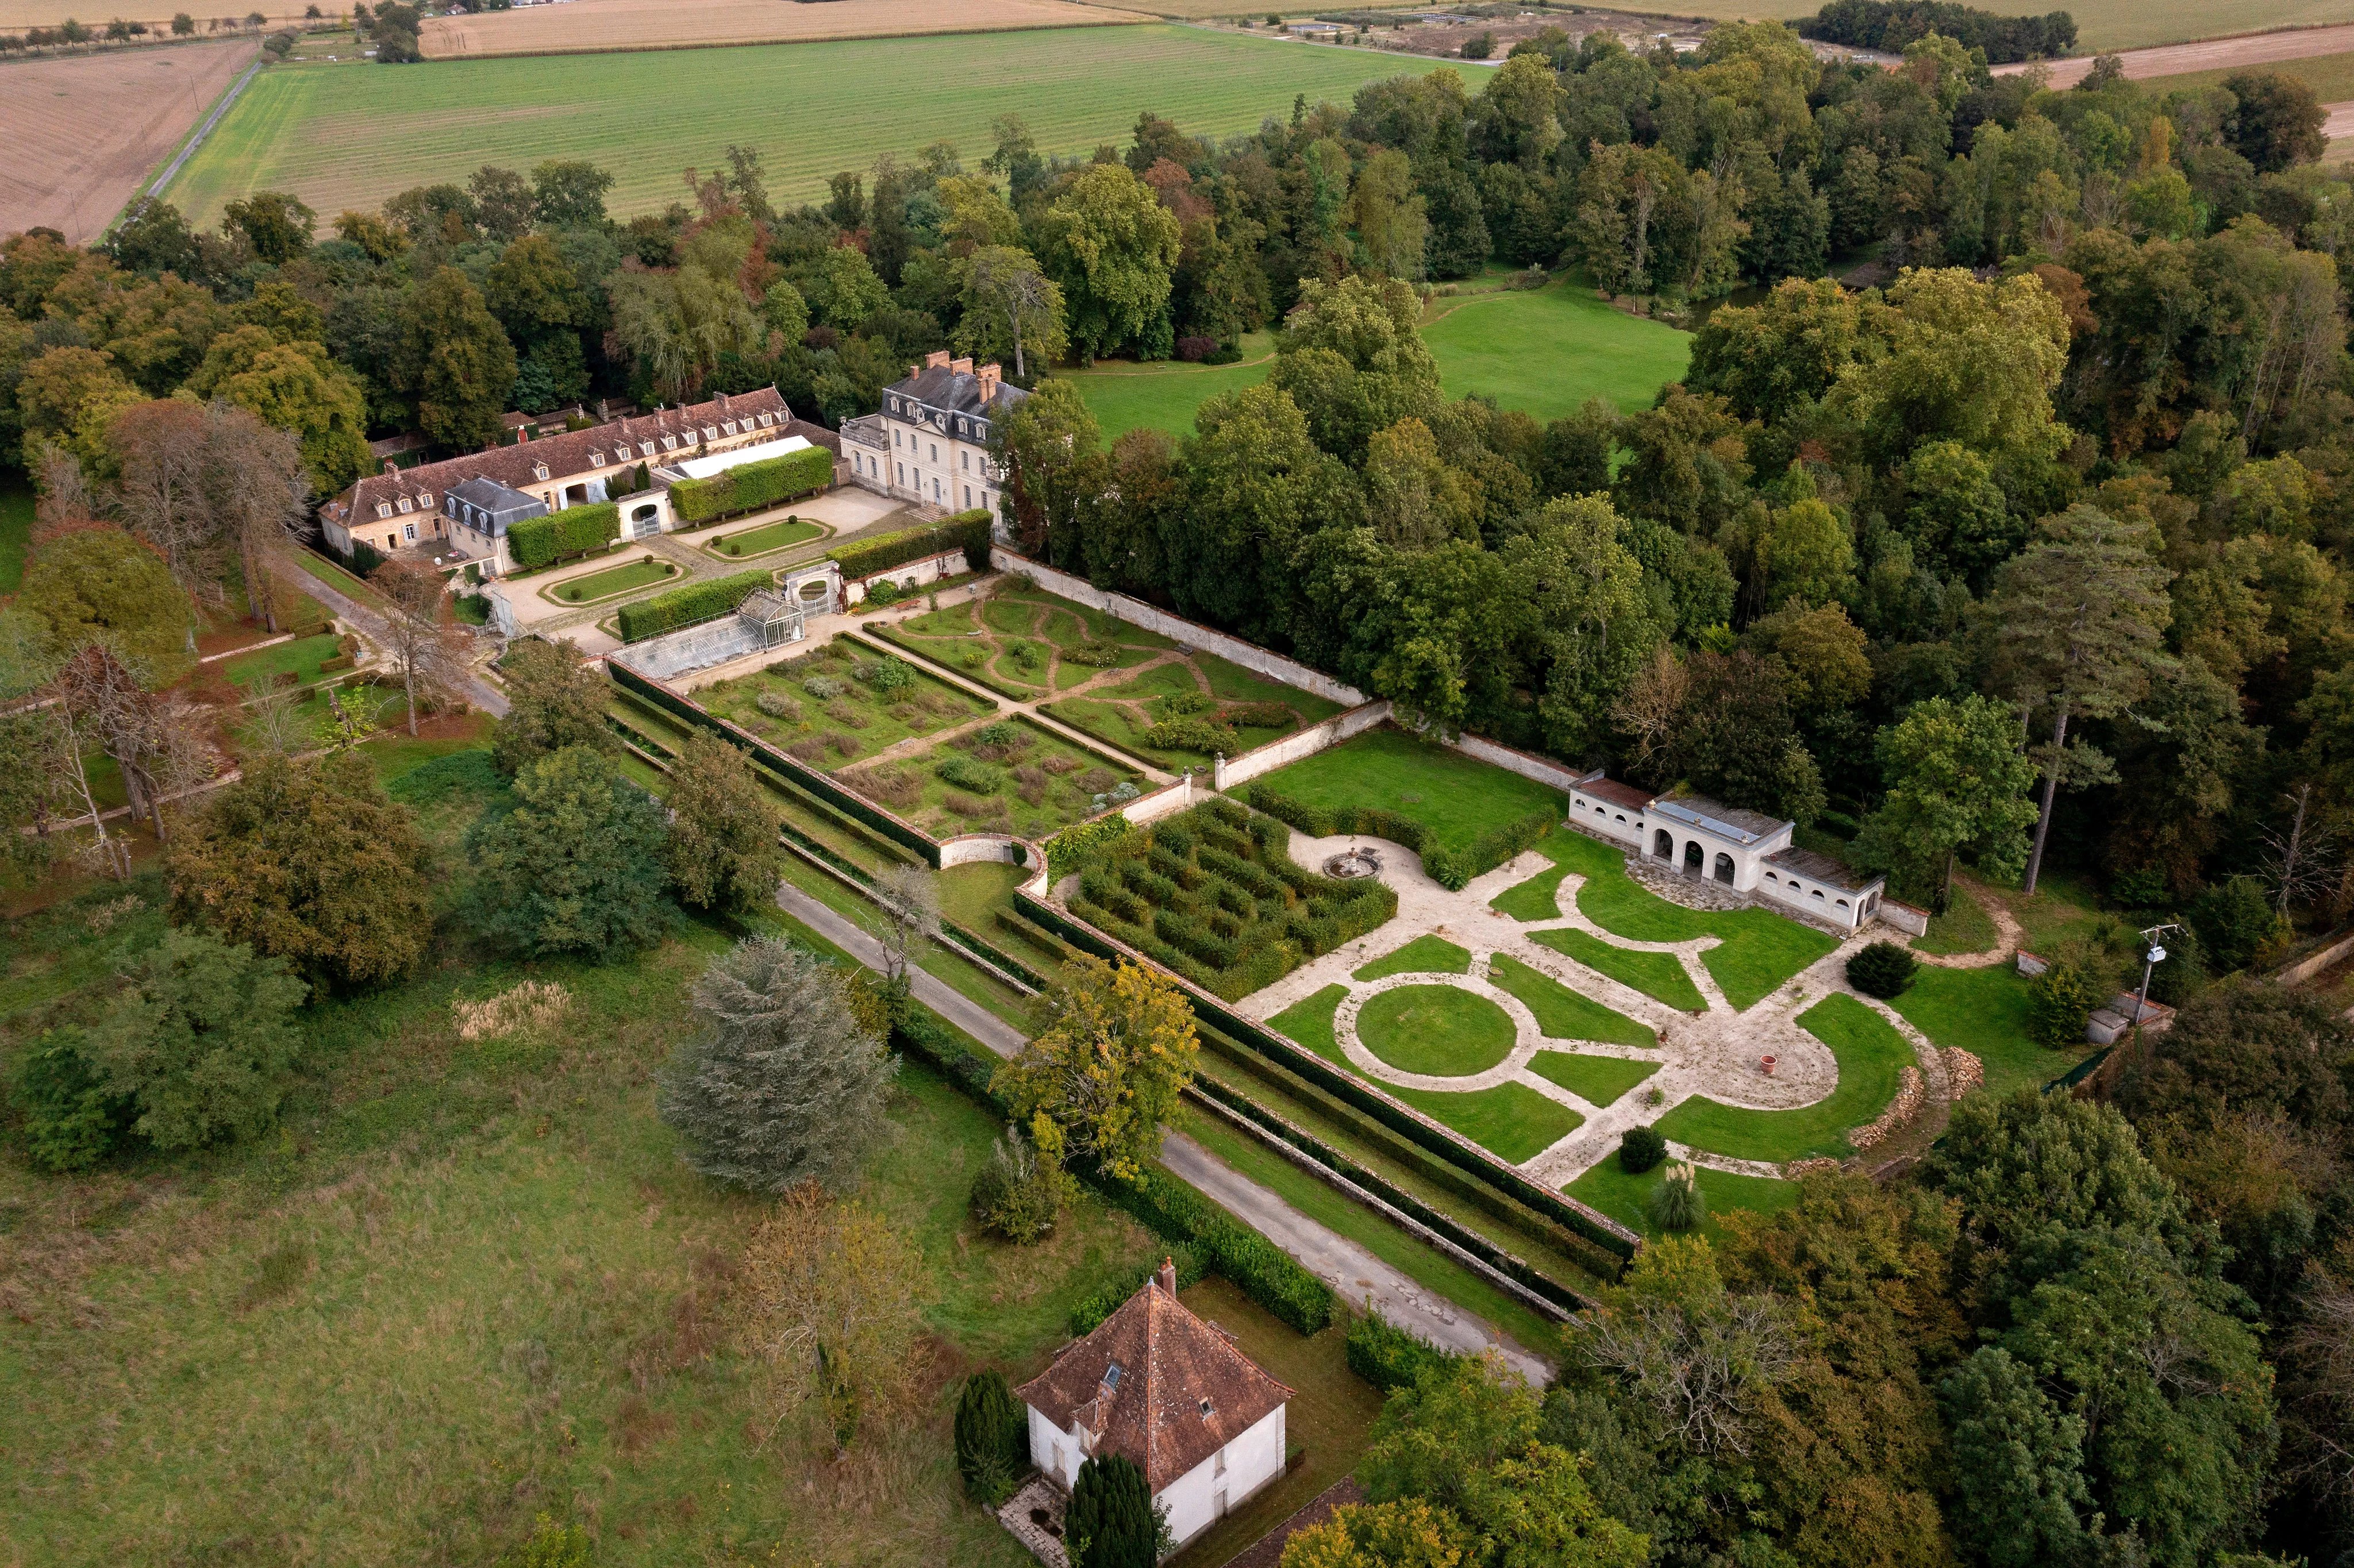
1214;703;1394;791
1158;1405;1287;1547
1568;791;1646;846
1029;1407;1083;1492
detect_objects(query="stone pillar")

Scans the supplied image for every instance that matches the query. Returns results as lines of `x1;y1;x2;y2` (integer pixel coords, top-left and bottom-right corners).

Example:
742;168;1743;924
1212;752;1228;791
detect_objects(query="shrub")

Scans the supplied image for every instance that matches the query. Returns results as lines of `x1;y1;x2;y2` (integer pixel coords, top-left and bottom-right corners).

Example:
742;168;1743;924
1143;715;1242;756
616;568;772;641
1050;816;1138;876
969;1119;1073;1243
755;689;801;721
831;511;991;580
1089;1164;1333;1333
1620;1124;1667;1174
1846;942;1919;999
1648;1161;1706;1230
2028;958;2099;1047
1225;700;1295;729
856;656;914;693
506;502;618;570
11;1027;132;1172
1067;1453;1156;1568
2189;874;2291;974
1345;1310;1464;1392
801;673;847;699
317;654;355;672
937;753;1003;792
668;445;834;523
1422;808;1558;893
953;1371;1028;1507
1175;334;1216;361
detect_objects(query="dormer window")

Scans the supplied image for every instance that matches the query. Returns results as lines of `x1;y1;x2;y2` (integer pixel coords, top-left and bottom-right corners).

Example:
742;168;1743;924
1199;1398;1213;1417
396;496;412;513
1103;1362;1122;1389
533;463;549;481
590;452;605;467
702;426;717;440
661;435;677;450
376;502;393;520
639;442;654;457
722;420;738;435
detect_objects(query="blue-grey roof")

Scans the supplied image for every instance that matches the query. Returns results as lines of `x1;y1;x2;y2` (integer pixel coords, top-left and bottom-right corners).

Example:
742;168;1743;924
1649;795;1786;846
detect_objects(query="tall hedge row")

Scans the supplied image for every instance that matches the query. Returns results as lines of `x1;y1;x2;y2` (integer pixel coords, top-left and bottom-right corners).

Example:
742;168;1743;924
507;502;618;571
616;568;772;641
832;510;991;580
669;445;834;524
1241;782;1559;892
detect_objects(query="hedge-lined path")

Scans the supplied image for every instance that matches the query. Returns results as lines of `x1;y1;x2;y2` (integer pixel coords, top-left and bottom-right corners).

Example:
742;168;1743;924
843;642;1207;780
1236;829;1939;1191
772;878;1553;1381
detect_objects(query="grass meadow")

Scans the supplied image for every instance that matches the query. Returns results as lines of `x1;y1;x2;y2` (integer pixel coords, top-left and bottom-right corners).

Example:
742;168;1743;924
1648;0;2337;51
1244;725;1565;858
161;26;1463;227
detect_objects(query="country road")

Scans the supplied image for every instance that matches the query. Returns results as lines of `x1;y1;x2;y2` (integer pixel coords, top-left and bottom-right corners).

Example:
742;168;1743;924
1995;22;2354;87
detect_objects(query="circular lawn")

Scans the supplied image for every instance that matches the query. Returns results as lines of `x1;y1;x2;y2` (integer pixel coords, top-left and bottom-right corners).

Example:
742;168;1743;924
1354;984;1518;1077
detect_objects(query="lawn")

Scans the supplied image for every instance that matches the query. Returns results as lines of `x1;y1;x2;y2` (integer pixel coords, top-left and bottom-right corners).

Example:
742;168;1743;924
883;582;1168;702
0;473;30;594
1421;275;1692;420
1044;651;1344;773
1271;984;1353;1066
707;515;826;559
691;637;995;772
1653;994;1915;1164
220;631;348;694
1353;933;1472;981
1912;887;1999;957
1526;1050;1659;1108
1355;984;1518;1077
1245;726;1564;857
1390;1080;1583;1165
1490;862;1569;922
1488;954;1656;1047
545;554;678;604
1566;1158;1798;1243
1887;963;2087;1100
1531;833;1838;1010
0;761;1166;1567
162;25;1467;226
845;715;1145;842
1055;333;1278;441
1531;927;1706;1012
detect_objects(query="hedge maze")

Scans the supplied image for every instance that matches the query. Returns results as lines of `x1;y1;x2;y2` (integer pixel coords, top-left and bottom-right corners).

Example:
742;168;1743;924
1067;796;1398;1002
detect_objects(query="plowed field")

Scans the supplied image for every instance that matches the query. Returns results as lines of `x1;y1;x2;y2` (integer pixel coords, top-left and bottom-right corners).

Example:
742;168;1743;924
421;0;1149;57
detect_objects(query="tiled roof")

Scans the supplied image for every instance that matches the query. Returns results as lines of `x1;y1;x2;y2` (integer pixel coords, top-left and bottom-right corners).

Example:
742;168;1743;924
1579;776;1657;811
1763;846;1879;892
889;362;1029;420
324;388;818;529
1651;793;1788;843
1016;1268;1291;1493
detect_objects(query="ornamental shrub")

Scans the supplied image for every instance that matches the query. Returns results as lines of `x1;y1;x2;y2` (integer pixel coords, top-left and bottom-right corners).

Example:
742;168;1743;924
11;1027;133;1172
1846;941;1919;998
1067;1453;1157;1568
1346;1309;1464;1392
668;445;834;523
1648;1161;1707;1230
506;502;618;570
830;510;991;579
1620;1124;1667;1173
937;753;1002;792
953;1371;1028;1507
616;568;772;641
2028;958;2099;1047
1143;715;1241;755
970;1118;1074;1243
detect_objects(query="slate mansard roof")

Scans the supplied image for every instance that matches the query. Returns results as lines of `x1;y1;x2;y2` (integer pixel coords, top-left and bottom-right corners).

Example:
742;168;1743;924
1016;1266;1292;1493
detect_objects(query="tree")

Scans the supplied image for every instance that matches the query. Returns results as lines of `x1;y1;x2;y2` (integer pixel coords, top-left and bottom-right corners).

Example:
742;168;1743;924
52;642;216;839
1349;148;1429;280
991;957;1198;1182
1844;941;1918;998
531;158;614;229
1038;163;1183;363
957;245;1065;378
183;336;366;501
870;861;938;982
81;926;307;1152
803;244;891;331
1671;649;1825;825
1851;694;2039;907
371;555;467;735
221;191;314;265
464;745;674;960
1988;504;2175;894
657;937;896;1194
395;266;517;452
738;1190;925;1451
2224;70;2328;174
165;752;432;989
11;1026;134;1172
663;731;785;916
970;1114;1075;1243
1267;274;1442;463
993;376;1106;567
1281;1499;1477;1568
1939;1348;2097;1568
491;637;620;776
954;1371;1028;1505
1067;1453;1159;1568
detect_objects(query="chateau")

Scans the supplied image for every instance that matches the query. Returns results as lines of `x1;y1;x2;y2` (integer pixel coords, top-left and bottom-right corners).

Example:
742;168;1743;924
841;352;1028;515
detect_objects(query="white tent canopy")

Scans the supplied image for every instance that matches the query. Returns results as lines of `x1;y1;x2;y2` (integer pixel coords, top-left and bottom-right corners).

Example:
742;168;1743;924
672;434;811;480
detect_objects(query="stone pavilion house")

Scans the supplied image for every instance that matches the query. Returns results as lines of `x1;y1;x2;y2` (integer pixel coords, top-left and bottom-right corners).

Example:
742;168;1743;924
841;351;1027;515
1567;770;1889;931
1014;1260;1292;1552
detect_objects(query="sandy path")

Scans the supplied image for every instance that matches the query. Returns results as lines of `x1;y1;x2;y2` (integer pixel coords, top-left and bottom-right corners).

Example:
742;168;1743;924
1996;23;2354;87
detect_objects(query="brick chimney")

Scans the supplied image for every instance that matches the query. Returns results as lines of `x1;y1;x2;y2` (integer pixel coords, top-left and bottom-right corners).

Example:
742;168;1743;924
950;356;974;377
1157;1256;1177;1296
976;362;1002;402
717;390;730;411
925;349;951;370
382;460;398;476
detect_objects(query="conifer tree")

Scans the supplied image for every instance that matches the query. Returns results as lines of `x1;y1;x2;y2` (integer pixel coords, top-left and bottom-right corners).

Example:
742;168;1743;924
953;1370;1026;1505
1067;1453;1157;1568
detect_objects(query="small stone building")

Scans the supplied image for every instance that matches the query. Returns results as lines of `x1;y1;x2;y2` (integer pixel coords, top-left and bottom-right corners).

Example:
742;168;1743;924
1014;1260;1293;1551
1566;770;1888;931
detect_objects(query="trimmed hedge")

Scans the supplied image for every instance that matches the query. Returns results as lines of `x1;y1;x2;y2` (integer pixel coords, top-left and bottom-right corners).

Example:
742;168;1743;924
1242;783;1558;892
832;510;991;581
1090;1162;1334;1335
669;445;834;524
616;568;773;641
1346;1309;1464;1392
508;502;619;570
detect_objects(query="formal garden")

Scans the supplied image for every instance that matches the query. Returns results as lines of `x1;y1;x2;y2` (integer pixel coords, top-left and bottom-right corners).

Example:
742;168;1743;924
542;553;679;606
843;716;1149;842
701;514;826;560
689;639;993;770
879;580;1171;700
1041;655;1347;773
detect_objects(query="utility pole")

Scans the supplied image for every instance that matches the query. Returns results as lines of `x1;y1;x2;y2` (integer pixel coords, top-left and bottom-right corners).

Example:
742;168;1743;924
2130;921;2181;1058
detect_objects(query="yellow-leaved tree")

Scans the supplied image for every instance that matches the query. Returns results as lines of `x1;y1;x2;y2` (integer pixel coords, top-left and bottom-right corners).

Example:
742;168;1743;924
991;957;1199;1182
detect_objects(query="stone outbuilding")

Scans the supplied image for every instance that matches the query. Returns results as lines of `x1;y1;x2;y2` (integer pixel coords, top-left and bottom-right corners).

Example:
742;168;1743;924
1014;1260;1292;1552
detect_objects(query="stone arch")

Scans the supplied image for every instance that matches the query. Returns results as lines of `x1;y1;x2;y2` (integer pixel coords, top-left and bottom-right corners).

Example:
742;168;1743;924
1653;827;1674;859
1713;852;1736;884
1683;840;1703;875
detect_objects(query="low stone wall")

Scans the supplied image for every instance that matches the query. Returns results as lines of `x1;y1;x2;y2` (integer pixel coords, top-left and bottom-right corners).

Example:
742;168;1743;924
843;549;968;604
2276;926;2354;984
1879;899;1930;937
1448;731;1590;794
938;833;1030;868
1214;702;1393;791
991;549;1366;706
1846;1065;1925;1153
1121;771;1211;827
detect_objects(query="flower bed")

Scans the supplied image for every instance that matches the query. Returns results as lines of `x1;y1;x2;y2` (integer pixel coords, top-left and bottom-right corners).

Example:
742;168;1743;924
841;715;1143;841
693;638;991;772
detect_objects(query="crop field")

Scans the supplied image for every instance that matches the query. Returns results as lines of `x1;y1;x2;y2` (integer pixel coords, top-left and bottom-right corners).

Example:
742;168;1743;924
0;37;254;242
420;0;1147;57
159;25;1463;229
2138;45;2354;103
1657;0;2344;52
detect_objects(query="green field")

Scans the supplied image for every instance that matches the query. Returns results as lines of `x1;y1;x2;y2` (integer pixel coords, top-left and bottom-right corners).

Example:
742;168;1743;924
161;26;1464;228
1651;0;2336;51
1353;933;1473;981
1653;994;1915;1163
1391;1078;1582;1164
1245;725;1564;857
1062;277;1690;441
1887;962;2088;1100
221;631;348;691
1356;984;1518;1076
1532;926;1707;1012
547;556;676;604
1421;276;1693;419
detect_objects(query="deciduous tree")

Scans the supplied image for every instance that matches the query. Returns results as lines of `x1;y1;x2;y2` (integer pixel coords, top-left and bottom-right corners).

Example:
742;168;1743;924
1852;694;2039;906
82;926;306;1151
464;745;674;960
491;637;619;776
992;957;1198;1182
663;731;784;916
